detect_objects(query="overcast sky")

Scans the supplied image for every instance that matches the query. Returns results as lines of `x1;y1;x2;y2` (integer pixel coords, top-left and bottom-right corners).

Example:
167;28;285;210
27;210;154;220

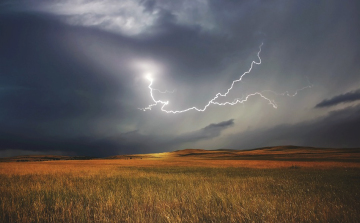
1;0;360;157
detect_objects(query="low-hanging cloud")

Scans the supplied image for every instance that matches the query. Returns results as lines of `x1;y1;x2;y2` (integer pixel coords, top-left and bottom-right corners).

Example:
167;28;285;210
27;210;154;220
1;0;360;158
102;119;235;155
173;119;234;144
0;119;235;157
315;89;360;108
225;105;360;149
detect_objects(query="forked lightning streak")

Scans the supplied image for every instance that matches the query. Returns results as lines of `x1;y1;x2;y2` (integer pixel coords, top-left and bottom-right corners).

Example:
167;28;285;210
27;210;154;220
140;43;311;114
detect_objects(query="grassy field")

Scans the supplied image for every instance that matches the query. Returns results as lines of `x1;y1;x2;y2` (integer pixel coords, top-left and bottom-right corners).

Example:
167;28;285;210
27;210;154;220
0;158;359;222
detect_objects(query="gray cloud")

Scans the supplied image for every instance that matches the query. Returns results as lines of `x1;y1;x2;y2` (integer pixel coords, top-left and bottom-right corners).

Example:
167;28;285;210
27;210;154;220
225;105;360;149
102;119;235;155
0;0;359;157
173;119;234;144
0;119;234;157
1;0;217;36
315;89;360;108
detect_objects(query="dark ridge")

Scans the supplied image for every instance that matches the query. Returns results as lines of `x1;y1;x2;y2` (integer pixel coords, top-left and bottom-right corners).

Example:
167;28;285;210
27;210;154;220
1;146;360;162
0;155;96;162
213;149;236;152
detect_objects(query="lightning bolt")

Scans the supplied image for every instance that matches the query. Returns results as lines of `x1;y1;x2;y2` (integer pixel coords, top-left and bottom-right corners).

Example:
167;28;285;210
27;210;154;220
140;43;310;114
152;88;176;94
261;77;313;97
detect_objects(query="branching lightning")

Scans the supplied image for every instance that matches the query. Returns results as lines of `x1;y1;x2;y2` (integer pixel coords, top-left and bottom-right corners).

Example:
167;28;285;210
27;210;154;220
152;88;176;94
261;77;313;97
144;75;176;94
140;43;311;114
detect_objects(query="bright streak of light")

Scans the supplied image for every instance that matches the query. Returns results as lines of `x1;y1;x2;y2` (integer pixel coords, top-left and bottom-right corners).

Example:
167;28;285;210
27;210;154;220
152;88;176;94
145;73;175;94
139;43;311;114
262;77;313;97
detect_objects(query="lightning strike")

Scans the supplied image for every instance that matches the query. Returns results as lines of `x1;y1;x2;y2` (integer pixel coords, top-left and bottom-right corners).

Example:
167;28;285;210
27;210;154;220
140;43;310;114
145;74;175;94
152;88;176;94
262;77;313;97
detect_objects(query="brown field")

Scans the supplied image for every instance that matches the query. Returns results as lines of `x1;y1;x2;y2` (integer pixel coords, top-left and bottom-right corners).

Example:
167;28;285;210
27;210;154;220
0;146;359;222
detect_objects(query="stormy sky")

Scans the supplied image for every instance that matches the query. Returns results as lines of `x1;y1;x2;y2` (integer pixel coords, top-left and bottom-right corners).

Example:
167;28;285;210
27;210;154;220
1;0;360;157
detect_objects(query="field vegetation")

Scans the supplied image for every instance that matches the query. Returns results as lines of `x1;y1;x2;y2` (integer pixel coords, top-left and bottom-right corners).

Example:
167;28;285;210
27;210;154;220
0;155;359;222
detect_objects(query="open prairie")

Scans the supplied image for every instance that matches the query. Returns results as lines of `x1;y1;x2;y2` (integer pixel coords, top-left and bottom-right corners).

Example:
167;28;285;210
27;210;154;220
1;146;359;222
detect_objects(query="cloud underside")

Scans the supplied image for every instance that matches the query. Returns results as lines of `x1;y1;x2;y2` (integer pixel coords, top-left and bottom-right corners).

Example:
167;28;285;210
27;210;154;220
315;89;360;108
5;0;215;36
2;103;360;157
0;119;234;157
227;104;360;149
0;0;359;157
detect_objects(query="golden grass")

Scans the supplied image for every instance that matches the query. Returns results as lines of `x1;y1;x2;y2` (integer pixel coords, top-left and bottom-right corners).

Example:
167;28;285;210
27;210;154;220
0;159;359;222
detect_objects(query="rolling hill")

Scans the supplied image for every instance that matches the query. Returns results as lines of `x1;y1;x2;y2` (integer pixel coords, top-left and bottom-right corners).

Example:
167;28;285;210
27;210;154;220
1;146;359;162
0;155;95;162
105;146;360;162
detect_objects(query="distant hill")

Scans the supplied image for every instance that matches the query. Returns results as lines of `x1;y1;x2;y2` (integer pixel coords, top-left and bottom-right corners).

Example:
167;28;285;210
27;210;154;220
1;146;360;162
169;146;360;162
0;155;95;162
103;146;360;162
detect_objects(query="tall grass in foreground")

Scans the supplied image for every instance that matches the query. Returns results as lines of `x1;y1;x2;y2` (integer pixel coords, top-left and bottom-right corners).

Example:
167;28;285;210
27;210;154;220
0;165;359;222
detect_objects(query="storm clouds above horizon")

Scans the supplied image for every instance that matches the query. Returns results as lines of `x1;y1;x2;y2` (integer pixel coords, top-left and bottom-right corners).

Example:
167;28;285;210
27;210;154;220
1;0;360;157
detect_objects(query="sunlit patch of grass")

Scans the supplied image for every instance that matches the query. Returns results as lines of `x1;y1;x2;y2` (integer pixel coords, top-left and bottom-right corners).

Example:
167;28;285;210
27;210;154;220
0;161;359;222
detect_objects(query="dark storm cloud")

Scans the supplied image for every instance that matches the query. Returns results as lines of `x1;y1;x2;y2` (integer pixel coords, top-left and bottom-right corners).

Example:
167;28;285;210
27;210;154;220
0;131;104;157
0;11;147;140
0;5;257;129
226;105;360;149
0;13;127;121
0;0;360;157
315;89;360;108
93;119;234;155
0;119;234;157
102;119;234;155
172;119;234;144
